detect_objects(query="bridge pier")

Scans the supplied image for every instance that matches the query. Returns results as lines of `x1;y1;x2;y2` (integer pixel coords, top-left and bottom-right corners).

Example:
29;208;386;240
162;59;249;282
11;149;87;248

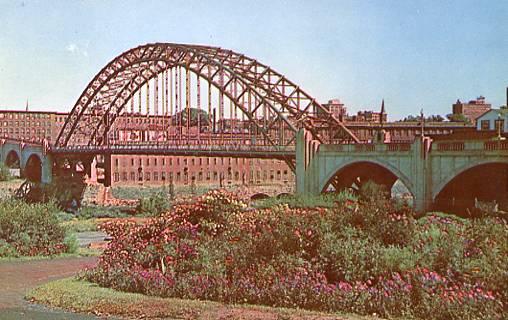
41;153;53;184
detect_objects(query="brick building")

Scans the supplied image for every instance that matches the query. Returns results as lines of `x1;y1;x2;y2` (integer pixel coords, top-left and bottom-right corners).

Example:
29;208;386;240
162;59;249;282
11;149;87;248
0;108;294;187
0;109;67;142
320;99;387;123
452;96;491;124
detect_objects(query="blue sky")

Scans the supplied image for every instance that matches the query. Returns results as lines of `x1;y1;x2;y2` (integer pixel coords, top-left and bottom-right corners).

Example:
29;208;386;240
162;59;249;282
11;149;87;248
0;0;506;120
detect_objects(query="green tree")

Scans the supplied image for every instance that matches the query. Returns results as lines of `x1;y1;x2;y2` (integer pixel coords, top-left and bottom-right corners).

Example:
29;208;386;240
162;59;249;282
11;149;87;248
0;163;12;181
446;113;472;124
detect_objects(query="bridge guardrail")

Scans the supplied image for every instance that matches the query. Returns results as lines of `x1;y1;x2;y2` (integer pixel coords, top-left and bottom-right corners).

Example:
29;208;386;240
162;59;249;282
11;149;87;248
484;140;508;151
322;143;413;153
52;144;296;154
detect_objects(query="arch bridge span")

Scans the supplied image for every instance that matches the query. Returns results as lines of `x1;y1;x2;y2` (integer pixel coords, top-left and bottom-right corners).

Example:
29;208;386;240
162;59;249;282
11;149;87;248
297;130;508;213
56;42;359;152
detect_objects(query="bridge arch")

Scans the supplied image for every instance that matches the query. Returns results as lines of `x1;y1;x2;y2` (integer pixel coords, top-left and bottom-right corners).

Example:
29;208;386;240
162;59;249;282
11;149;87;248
56;43;358;151
5;150;21;168
319;158;415;199
24;154;42;182
433;160;508;212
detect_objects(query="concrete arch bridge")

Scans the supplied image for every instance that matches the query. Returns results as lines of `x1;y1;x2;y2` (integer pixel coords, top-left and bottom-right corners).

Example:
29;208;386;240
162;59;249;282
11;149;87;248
296;129;508;212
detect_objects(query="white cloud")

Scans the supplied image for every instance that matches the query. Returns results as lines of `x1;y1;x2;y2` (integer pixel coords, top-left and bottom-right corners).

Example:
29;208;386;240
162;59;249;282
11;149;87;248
65;43;88;57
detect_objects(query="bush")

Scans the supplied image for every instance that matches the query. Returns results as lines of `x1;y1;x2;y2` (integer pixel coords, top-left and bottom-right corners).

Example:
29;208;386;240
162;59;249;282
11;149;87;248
83;189;507;319
136;192;171;216
0;199;71;256
0;163;12;181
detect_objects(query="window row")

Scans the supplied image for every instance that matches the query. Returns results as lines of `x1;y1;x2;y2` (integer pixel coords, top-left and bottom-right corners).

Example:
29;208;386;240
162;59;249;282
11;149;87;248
114;157;285;167
113;169;293;183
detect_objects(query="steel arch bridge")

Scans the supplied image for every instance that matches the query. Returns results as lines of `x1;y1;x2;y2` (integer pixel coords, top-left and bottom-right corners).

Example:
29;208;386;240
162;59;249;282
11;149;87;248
55;43;359;170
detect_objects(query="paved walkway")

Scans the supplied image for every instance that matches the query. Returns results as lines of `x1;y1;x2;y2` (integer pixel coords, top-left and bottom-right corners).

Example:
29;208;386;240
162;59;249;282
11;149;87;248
0;255;98;318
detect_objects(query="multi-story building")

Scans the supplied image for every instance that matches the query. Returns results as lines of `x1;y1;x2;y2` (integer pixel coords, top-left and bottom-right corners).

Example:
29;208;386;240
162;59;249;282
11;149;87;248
452;96;492;124
0;108;294;187
0;109;67;142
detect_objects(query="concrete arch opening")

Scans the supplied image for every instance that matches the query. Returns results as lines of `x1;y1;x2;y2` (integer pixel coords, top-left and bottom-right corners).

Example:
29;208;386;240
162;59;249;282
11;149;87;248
5;150;20;168
250;193;270;201
322;161;414;204
24;154;42;182
434;162;508;214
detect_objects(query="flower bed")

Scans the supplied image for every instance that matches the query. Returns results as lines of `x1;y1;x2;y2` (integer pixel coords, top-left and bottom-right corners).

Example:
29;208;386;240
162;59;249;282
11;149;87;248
83;189;507;319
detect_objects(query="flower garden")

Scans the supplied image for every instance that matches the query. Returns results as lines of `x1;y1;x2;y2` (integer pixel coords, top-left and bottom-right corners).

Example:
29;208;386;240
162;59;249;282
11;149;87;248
82;188;507;319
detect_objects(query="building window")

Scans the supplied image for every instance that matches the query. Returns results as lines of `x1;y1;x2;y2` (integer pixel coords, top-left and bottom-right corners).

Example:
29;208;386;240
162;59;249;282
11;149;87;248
145;172;151;181
154;158;157;166
114;172;120;182
122;172;128;181
130;172;135;181
131;158;134;166
146;158;150;166
115;159;119;167
481;120;490;131
153;172;158;181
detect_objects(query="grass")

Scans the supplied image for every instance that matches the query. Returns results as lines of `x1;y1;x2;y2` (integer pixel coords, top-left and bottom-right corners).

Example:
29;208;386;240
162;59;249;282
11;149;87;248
0;248;101;262
0;178;24;199
27;278;374;320
253;191;356;209
60;219;100;233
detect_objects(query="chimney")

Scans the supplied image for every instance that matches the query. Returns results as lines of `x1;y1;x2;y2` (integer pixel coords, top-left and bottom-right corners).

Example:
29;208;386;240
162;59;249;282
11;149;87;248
506;86;508;107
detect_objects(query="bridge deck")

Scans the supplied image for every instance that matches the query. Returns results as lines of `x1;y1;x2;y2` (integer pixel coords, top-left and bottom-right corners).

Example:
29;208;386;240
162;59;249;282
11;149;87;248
51;145;296;159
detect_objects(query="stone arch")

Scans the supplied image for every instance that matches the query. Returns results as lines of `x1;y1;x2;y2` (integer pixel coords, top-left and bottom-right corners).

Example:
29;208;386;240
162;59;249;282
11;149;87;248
319;158;415;198
5;150;20;168
433;160;508;212
250;192;270;200
432;159;508;200
24;154;42;182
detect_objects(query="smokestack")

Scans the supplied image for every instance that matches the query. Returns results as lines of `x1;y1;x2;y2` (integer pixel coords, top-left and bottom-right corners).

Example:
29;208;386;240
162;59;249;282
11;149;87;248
506;86;508;108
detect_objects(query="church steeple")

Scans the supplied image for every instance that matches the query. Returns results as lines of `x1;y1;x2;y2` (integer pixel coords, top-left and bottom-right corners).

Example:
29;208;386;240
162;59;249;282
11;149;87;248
380;99;385;125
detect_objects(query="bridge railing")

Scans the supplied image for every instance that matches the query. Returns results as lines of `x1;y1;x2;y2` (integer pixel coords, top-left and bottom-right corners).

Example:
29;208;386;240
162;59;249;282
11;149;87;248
484;140;508;151
433;140;508;152
53;144;296;154
321;142;413;153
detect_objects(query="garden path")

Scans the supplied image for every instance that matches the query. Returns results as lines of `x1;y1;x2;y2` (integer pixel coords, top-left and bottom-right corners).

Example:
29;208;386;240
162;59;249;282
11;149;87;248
0;254;98;318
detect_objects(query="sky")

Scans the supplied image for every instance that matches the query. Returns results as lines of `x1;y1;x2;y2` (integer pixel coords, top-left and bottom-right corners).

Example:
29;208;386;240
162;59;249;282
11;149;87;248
0;0;507;120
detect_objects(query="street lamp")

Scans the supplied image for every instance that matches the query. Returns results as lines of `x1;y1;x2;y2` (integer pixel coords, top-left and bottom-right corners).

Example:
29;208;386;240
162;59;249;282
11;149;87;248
497;113;506;141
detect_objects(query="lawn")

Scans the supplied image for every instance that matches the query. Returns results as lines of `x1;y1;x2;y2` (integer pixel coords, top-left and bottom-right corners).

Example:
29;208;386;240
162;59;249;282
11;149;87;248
27;277;373;320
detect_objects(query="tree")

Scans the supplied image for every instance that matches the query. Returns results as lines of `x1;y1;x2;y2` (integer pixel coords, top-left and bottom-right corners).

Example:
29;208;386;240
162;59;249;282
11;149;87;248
0;163;12;181
172;107;210;127
398;114;445;122
446;113;472;124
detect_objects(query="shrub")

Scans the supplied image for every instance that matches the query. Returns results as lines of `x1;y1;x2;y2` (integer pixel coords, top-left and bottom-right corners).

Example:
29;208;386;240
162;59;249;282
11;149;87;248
0;163;12;181
0;199;71;256
136;192;170;216
83;189;506;320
